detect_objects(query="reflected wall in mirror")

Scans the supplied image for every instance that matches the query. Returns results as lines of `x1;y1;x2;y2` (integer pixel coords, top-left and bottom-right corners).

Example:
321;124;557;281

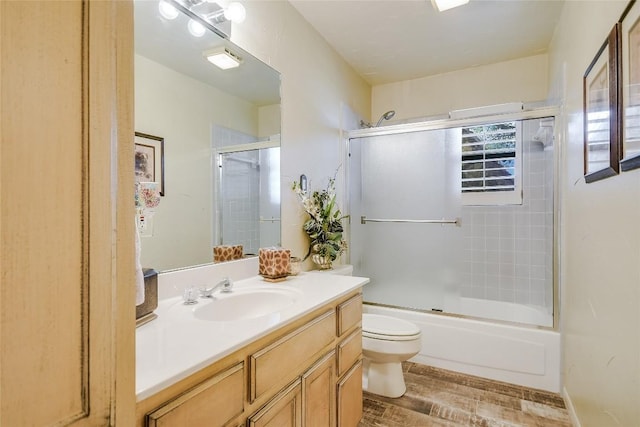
134;0;281;271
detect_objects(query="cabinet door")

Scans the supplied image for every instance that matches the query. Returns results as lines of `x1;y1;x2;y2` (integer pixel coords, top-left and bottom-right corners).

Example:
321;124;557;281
248;379;302;427
337;360;363;427
302;351;336;427
0;1;135;425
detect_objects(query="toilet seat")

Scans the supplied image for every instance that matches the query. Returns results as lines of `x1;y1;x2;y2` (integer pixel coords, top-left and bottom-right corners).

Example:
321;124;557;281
362;313;421;341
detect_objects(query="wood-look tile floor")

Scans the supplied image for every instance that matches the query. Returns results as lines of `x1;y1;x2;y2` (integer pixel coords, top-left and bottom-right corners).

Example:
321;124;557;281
359;362;572;427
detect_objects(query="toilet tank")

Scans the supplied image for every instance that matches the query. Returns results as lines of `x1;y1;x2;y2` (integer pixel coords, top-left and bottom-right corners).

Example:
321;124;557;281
318;264;353;276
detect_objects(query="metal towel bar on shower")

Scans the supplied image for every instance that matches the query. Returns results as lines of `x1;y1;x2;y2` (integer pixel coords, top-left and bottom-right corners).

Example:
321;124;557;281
360;216;461;227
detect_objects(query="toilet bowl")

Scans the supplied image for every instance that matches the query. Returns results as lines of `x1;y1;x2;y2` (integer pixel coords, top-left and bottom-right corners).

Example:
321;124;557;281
362;313;421;398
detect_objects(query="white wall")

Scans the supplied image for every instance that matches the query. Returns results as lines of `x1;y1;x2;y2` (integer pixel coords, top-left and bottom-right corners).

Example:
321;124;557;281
135;54;258;270
372;54;548;122
548;2;640;426
229;1;371;264
258;104;281;139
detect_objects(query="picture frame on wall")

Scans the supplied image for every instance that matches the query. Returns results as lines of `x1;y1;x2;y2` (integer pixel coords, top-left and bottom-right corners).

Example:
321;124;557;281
583;23;621;183
620;0;640;171
135;132;165;196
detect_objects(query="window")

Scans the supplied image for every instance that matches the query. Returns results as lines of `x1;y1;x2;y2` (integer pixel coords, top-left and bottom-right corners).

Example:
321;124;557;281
461;120;522;205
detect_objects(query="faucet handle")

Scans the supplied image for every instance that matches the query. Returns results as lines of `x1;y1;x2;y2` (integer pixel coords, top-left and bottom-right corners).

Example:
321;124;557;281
182;286;199;305
219;277;233;293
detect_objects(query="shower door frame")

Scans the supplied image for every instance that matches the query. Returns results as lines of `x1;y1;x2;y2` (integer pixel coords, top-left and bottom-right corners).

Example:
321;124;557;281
345;106;561;330
214;139;281;250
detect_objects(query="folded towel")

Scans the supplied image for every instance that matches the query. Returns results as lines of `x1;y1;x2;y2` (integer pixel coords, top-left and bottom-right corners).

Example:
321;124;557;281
135;220;145;305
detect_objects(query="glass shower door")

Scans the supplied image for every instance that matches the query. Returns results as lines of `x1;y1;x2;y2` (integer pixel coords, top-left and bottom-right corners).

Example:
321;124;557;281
349;128;463;312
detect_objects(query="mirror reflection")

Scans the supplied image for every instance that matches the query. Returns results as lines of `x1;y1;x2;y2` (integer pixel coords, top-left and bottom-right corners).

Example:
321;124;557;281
134;0;281;271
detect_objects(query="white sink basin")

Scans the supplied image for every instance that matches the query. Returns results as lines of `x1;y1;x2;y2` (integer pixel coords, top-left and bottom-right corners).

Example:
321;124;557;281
192;286;302;322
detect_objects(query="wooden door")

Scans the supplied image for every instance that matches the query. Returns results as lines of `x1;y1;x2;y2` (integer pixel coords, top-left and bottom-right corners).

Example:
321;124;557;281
0;0;135;425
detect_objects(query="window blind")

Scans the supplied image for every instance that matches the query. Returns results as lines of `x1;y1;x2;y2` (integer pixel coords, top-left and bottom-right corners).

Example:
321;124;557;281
461;121;517;193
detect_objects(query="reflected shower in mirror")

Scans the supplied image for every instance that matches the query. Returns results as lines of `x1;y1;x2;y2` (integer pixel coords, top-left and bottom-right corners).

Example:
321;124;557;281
134;0;281;272
217;143;281;256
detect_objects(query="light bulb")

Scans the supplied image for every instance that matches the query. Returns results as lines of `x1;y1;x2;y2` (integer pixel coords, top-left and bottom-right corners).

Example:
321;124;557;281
224;2;246;24
158;0;179;20
188;19;206;37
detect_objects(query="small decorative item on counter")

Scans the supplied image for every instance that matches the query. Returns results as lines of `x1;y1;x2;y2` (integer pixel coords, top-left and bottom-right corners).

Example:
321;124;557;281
259;247;291;282
292;171;348;270
233;245;243;260
213;245;244;263
289;256;302;276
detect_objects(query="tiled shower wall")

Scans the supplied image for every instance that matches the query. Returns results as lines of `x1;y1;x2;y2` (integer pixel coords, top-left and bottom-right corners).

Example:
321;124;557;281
460;119;554;312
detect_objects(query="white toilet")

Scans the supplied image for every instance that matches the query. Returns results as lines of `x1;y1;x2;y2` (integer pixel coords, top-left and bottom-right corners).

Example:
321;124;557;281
362;313;422;398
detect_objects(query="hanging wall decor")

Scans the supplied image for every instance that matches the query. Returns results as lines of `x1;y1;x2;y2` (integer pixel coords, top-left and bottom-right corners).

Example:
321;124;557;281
620;0;640;171
583;23;621;183
135;132;165;196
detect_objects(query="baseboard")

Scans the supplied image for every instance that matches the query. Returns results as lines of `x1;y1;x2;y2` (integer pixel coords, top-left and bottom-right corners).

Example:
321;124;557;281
562;386;581;427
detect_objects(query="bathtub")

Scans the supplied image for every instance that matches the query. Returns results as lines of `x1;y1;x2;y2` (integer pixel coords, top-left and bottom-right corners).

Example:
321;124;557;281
444;297;553;327
363;301;561;393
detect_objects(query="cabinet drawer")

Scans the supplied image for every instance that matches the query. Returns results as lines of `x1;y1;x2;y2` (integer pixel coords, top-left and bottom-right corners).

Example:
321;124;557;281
146;362;244;427
336;294;362;337
337;328;362;378
250;310;336;402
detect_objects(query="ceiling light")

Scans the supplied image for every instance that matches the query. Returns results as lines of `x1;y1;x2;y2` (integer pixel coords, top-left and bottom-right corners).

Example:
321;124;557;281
158;0;179;19
431;0;469;12
188;19;206;37
203;46;242;70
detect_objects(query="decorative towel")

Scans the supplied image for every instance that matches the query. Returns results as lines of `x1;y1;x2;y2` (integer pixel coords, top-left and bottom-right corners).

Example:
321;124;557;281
135;220;145;305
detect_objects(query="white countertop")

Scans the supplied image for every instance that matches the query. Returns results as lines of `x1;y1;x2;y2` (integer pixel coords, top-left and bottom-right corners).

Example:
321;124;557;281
135;271;369;401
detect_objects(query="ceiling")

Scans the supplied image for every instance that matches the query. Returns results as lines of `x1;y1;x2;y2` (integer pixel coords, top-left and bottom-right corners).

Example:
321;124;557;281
289;0;565;86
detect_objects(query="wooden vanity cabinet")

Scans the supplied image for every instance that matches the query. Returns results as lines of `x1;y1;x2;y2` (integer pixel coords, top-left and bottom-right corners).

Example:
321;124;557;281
135;289;363;427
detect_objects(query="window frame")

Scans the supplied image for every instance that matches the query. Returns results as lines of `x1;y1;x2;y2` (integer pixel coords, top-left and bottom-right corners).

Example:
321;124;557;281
461;120;523;206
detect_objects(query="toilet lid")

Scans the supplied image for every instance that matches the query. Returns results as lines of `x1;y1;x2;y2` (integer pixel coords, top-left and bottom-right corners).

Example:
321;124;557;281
362;313;421;338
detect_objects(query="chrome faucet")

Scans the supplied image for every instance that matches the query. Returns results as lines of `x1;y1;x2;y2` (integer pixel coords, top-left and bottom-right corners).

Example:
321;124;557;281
200;277;234;298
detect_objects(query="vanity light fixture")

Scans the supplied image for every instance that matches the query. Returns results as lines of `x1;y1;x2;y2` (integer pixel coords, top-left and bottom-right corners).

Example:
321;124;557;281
431;0;469;12
188;18;206;37
161;0;246;39
158;0;179;20
203;46;242;70
205;1;246;24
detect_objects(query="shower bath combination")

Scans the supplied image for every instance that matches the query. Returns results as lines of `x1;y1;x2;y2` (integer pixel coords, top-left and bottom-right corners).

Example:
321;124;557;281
360;110;396;128
347;111;561;392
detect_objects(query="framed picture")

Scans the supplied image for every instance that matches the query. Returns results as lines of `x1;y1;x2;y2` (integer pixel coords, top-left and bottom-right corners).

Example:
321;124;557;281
583;23;621;183
135;132;165;196
620;0;640;171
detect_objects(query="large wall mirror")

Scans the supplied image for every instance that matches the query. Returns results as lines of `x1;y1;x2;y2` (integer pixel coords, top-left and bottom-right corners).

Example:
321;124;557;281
134;0;281;272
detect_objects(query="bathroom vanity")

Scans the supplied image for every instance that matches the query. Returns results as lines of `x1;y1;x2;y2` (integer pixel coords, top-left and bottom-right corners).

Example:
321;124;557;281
135;270;367;427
